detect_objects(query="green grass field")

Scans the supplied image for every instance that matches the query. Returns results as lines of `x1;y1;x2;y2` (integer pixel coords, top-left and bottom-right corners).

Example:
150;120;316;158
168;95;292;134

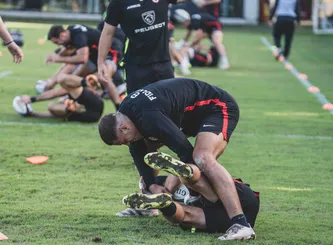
1;22;333;245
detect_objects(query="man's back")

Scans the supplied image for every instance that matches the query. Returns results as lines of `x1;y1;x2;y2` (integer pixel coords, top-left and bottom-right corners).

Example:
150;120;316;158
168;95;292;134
119;78;233;129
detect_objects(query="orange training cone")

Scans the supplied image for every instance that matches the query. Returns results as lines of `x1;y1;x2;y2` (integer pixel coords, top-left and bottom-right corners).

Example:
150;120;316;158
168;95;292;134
0;232;8;240
285;64;293;70
26;156;49;165
307;86;320;93
37;38;45;45
322;104;333;110
298;73;308;80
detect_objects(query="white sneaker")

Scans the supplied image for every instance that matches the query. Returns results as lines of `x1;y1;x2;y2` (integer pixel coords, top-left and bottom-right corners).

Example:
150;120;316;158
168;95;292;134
179;62;191;76
116;208;159;217
218;223;255;241
219;63;230;70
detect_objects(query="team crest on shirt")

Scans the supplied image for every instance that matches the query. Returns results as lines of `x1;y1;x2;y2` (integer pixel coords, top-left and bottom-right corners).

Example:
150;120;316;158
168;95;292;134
148;137;159;141
152;0;159;3
142;10;155;25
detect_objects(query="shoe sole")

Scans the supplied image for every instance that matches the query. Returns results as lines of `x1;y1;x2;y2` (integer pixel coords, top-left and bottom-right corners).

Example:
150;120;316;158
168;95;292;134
144;152;193;178
122;193;172;210
218;232;256;241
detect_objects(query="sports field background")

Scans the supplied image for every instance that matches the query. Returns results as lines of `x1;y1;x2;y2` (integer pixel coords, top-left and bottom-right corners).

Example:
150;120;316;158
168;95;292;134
0;22;333;244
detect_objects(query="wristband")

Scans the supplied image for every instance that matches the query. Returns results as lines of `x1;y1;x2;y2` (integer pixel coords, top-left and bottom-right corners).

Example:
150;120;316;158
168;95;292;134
5;40;14;46
30;96;37;103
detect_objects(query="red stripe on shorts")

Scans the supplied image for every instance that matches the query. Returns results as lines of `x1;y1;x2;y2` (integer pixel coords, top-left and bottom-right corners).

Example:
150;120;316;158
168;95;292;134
184;99;229;140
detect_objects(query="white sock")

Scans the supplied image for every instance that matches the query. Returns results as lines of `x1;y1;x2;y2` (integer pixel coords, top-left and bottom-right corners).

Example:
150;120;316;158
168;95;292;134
220;56;229;65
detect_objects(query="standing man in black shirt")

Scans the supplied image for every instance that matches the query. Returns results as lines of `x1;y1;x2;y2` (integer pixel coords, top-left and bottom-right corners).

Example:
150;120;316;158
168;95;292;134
98;0;184;205
46;24;122;110
98;78;256;241
98;0;182;92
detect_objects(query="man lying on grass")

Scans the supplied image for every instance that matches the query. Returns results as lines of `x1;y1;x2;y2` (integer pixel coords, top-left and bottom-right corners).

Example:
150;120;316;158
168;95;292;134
123;152;260;240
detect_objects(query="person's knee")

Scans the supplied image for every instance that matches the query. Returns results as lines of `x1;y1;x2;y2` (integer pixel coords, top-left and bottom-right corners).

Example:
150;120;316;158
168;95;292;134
212;31;222;43
58;74;69;88
193;151;216;172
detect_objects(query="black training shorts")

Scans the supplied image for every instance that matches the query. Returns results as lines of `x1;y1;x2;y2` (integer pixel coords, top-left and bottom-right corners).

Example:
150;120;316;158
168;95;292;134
67;88;104;123
124;60;174;93
203;181;260;233
182;91;239;142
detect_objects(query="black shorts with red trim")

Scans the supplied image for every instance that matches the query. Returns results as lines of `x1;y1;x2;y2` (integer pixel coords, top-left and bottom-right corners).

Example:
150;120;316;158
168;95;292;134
182;91;239;142
202;181;260;233
204;20;222;37
190;51;209;67
67;88;104;123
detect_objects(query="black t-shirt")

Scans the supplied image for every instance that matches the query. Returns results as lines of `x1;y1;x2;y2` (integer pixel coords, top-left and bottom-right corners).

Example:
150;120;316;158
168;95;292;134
189;13;222;35
66;25;101;61
203;3;221;18
119;78;233;163
105;0;177;65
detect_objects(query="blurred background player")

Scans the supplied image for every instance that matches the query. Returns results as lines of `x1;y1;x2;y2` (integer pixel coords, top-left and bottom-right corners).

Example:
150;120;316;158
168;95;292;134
0;16;23;63
172;9;229;70
46;24;122;110
269;0;301;61
13;74;104;123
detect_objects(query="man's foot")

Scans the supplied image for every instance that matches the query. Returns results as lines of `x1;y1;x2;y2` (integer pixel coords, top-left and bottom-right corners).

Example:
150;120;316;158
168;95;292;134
144;152;193;178
219;63;230;70
123;193;172;210
217;224;256;241
116;208;159;217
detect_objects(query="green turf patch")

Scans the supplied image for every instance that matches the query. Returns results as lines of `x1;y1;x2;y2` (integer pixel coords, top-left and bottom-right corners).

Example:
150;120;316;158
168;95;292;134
0;22;333;244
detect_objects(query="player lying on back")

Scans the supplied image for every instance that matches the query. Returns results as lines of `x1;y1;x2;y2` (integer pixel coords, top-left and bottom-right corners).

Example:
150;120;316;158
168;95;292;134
171;9;229;70
123;152;260;240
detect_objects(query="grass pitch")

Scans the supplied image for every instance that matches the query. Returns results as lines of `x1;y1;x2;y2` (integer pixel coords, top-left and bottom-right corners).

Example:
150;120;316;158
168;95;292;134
0;22;333;245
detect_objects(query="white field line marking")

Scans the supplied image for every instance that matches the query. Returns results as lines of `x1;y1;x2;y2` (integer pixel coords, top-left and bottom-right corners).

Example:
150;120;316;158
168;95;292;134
260;37;333;115
0;70;13;78
263;187;312;192
1;120;332;140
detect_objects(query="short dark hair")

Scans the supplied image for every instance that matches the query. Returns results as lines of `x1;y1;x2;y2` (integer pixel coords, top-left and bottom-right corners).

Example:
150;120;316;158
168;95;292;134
98;113;118;145
48;25;65;40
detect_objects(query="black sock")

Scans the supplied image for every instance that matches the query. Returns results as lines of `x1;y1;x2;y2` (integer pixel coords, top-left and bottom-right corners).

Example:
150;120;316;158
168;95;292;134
160;202;176;217
231;214;250;227
81;78;87;87
115;103;120;110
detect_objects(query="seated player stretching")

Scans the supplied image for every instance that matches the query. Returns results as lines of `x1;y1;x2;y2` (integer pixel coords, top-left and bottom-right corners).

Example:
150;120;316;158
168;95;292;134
13;74;103;123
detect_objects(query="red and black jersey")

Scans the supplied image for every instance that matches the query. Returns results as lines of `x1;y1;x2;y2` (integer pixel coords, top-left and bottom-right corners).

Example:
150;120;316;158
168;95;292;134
189;13;222;36
203;3;221;18
190;47;219;67
66;24;101;62
119;78;237;163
